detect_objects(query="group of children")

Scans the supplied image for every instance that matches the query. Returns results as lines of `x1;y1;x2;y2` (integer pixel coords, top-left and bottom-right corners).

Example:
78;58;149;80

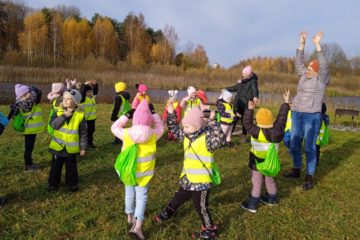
0;79;329;239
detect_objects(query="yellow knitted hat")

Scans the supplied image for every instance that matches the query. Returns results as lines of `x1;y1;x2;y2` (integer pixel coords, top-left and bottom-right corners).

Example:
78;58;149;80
255;108;274;128
115;82;126;92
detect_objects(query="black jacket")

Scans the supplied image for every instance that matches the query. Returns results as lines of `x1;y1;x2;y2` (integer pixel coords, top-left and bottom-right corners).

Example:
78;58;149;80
111;91;131;121
243;103;290;170
225;73;259;113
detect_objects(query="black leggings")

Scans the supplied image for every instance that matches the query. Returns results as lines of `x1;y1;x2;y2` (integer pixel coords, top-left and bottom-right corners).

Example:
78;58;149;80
24;134;37;165
86;120;96;145
168;186;213;228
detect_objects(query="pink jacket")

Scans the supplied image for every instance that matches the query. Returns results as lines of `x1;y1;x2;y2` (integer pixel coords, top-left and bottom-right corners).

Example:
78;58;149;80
111;114;164;144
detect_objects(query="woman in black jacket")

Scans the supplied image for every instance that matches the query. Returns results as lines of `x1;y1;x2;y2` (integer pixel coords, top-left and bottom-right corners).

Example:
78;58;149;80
225;65;259;137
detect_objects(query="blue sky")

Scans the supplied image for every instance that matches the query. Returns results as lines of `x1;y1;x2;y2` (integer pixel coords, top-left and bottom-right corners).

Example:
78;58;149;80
25;0;360;67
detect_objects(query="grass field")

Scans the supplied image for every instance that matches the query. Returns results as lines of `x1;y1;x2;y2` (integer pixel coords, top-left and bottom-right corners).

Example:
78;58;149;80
0;104;360;239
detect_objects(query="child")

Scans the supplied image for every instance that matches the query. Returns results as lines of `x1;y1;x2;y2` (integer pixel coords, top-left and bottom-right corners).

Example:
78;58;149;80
162;90;181;140
240;90;290;213
180;86;205;117
80;81;98;148
217;90;235;147
155;105;226;239
316;103;329;166
47;82;66;135
132;84;151;109
48;89;88;192
8;84;45;172
0;111;9;206
111;81;131;145
111;100;164;240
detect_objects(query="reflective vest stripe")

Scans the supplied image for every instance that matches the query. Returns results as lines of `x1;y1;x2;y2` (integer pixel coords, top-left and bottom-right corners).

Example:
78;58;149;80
52;137;79;147
136;170;154;178
137;155;155;163
24;112;42;118
24;122;44;128
184;153;213;163
58;128;78;134
251;129;279;159
183;168;211;175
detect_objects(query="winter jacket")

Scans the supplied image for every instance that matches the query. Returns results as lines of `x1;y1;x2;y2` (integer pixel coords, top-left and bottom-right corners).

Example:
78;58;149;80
292;50;330;113
243;103;290;170
225;73;259;114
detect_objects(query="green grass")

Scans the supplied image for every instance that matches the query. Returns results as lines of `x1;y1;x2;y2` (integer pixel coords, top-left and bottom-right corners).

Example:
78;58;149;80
1;104;360;239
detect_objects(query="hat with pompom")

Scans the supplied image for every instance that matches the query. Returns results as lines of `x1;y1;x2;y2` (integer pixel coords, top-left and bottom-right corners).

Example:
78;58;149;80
15;84;30;100
133;100;153;126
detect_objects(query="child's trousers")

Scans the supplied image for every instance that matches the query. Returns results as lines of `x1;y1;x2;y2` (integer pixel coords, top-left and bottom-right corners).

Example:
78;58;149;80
168;186;213;229
251;170;277;198
24;134;37;165
220;124;232;142
48;154;78;188
125;185;149;221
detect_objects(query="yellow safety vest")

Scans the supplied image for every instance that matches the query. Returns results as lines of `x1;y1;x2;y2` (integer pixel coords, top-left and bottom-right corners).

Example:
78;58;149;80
250;129;279;159
114;95;130;118
22;105;45;135
82;97;97;120
138;95;150;103
49;110;84;154
181;134;213;183
316;121;326;146
184;98;202;116
122;129;157;186
285;110;292;132
220;102;235;124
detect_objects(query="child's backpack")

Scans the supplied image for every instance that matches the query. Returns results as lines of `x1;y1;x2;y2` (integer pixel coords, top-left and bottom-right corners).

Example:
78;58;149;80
255;143;281;177
114;144;138;186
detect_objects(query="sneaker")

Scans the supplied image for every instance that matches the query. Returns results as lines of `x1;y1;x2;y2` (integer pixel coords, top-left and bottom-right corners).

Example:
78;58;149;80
0;196;7;207
260;194;278;206
155;206;175;222
24;164;40;172
241;196;260;213
303;174;314;191
69;185;79;192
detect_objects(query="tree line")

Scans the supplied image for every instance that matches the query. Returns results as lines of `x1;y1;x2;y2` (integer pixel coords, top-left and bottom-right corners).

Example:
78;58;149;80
0;0;209;69
1;0;360;76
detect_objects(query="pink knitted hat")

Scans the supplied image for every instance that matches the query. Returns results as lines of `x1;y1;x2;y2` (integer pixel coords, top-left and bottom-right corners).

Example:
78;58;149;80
138;84;149;94
47;82;65;101
242;65;252;77
15;84;30;100
181;109;205;131
132;100;153;126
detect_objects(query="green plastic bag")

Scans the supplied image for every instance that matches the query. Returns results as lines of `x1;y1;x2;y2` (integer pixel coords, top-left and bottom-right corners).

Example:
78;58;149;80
114;144;138;186
255;143;281;177
12;112;25;132
210;163;222;186
320;126;329;147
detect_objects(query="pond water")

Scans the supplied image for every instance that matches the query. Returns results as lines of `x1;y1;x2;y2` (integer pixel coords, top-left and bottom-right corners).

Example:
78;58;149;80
0;82;359;110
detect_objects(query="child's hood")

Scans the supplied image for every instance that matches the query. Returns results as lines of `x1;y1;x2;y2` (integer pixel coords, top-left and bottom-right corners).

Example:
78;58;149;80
127;125;155;144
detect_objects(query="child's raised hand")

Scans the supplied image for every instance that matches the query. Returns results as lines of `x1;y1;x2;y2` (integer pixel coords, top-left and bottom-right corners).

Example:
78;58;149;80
312;32;323;45
283;89;290;103
299;31;308;44
248;100;256;110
